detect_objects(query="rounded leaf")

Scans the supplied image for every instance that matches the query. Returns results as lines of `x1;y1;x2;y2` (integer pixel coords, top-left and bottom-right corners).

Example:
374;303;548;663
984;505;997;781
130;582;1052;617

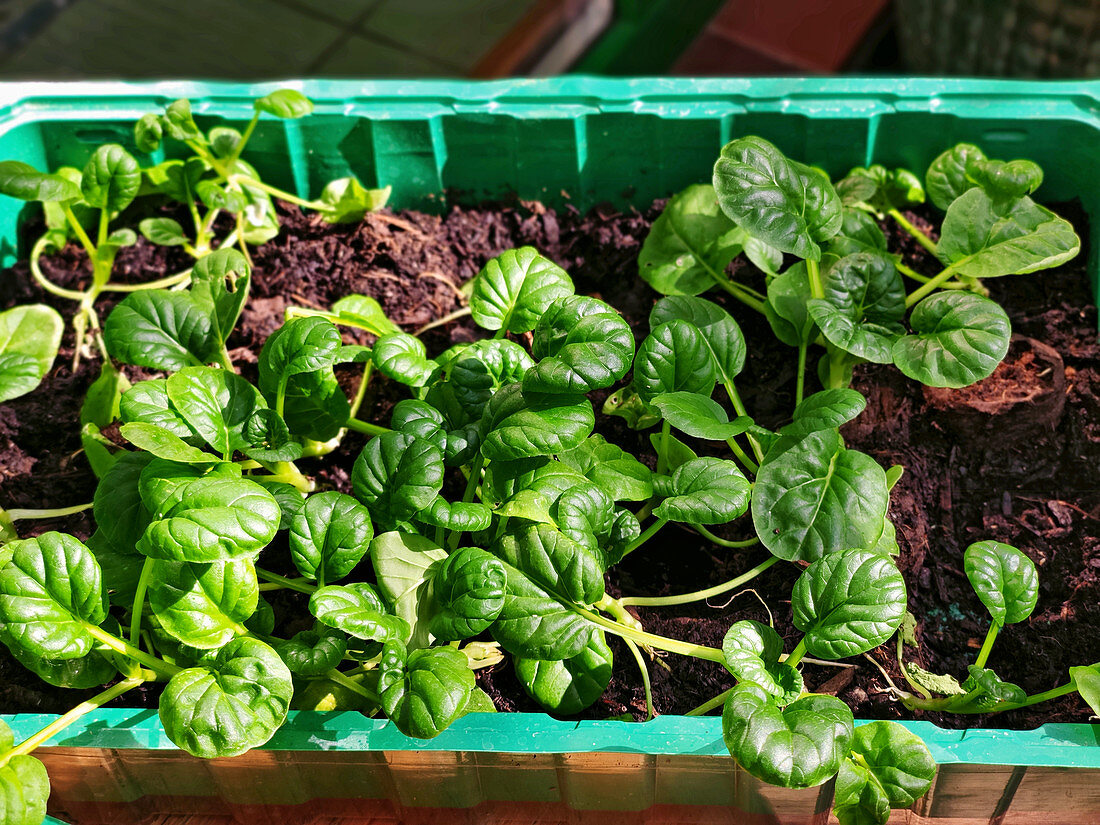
926;143;986;210
166;366;263;458
276;625;347;676
290;491;374;585
651;392;752;441
148;559;258;649
963;540;1038;626
0;160;80;202
351;432;445;527
654;457;750;524
634;320;717;403
779;389;867;440
492;522;605;606
81;144;141;212
159;637;293;758
523;295;634;394
429;547;507;641
722;683;854;788
254;88;314;119
557;435;653;502
515;631;613;715
374;332;437;387
480;383;594;461
258;316;341;400
370;530;448;650
892;291;1011;389
807;252;906;364
104;290;216;371
847;721;937;808
792;548;907;659
469;247;574;334
379;641;475;739
0;752;50;825
490;559;596;660
650;295;747;383
0;304;63;403
722;620;803;704
310;582;410;643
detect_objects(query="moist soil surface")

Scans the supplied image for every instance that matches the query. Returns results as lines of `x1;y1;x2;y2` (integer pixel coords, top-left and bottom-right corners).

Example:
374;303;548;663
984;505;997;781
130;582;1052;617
1;196;1097;731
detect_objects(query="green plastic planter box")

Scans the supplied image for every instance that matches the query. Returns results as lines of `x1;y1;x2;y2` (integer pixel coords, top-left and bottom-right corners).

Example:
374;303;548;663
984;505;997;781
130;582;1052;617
2;77;1100;824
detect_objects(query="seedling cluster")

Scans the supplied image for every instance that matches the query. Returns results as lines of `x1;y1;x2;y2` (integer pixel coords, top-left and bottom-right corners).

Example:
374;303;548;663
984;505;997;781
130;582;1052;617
0;96;1092;825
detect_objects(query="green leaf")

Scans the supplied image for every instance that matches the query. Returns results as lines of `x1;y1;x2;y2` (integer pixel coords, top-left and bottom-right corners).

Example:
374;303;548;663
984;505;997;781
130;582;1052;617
430;340;534;428
429;547;507;641
925;143;987;210
752;430;888;562
352;432;444;528
938;189;1080;279
120;422;218;464
371;530;447;649
257;480;305;531
318;177;390;223
780;389;867;440
634;320;717;404
713;136;843;260
0;532;107;659
829;208;889;259
195;181;247;213
963;540;1038;626
892;291;1011;388
649;430;697;472
523;295;634;394
638;183;744;295
1070;665;1100;717
140;217;189;246
254;88;314;119
373;332;437;387
469;247;574;334
331;294;401;336
0;159;80;202
833;759;889;825
148;559;257;649
557;435;653;502
189;247;251;347
655;457;750;524
258;316;342;399
290;491;373;585
602;383;660;430
137;476;280;562
138;458;241;516
650;295;747;383
960;666;1026;708
166;366;262;458
310;582;410;643
840;721;937;814
93;451;154;554
807;252;906;364
161;99;203;141
81;144;140;212
722;620;803;704
1;625;116;688
0;304;63;403
242;408;302;463
134;112;163;152
104;290;217;370
159;637;292;758
493;522;605;606
276;625;347;676
515;631;613;714
971;158;1044;205
481;383;594;461
490;558;597;660
722;683;854;788
379;641;475;739
905;664;965;697
745;236;784;277
765;263;818;347
208;126;242;158
0;749;50;825
651;392;752;441
418;498;492;533
281;369;350;442
792;548;907;659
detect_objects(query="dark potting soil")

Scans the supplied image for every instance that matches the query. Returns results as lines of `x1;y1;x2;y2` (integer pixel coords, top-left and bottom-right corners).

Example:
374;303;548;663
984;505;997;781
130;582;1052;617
1;196;1097;732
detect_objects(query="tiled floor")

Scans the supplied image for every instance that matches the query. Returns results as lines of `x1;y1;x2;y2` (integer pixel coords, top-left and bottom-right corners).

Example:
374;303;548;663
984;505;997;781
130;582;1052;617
0;0;539;78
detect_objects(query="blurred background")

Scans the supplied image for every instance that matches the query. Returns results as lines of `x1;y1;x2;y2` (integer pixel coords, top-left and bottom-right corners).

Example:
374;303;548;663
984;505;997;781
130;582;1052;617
0;0;1095;80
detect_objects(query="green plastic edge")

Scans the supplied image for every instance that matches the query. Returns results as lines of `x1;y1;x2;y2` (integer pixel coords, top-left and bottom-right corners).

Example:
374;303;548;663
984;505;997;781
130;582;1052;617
3;709;1099;769
0;76;1096;777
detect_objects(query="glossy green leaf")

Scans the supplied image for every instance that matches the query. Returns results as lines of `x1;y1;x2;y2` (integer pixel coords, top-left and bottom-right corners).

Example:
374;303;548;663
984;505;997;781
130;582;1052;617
418;498;493;533
971;158;1044;205
254;88;314;118
557;435;653;502
938;189;1079;279
190;248;251;347
281;368;350;442
104;290;217;370
93;451;154;555
137;476;280;562
120;379;195;438
79;359;130;478
1070;665;1100;717
602;383;660;430
352;432;444;528
650;295;747;383
139;217;188;247
792;548;907;659
258;316;342;402
137;458;242;517
481;383;594;461
722;683;854;788
276;625;347;676
120;422;217;464
310;582;410;643
0;748;49;825
515;631;613;715
1;624;116;688
959;666;1026;709
779;389;867;440
166;366;262;458
523;295;633;394
963;540;1038;626
745;236;784;277
331;294;401;336
637;183;744;295
634;320;717;404
289;491;373;585
469;247;574;334
655;457;750;524
371;530;447;649
722;620;803;704
765;262;818;347
429;547;507;641
0;159;81;202
713;136;843;260
0;532;107;659
161;99;202;141
242;408;302;463
828;208;889;259
318;177;390;223
257;480;305;531
0;304;63;404
807;252;906;364
925;143;987;210
493;522;605;606
429;339;534;428
892;291;1011;388
651;392;752;441
836;721;937;821
752;430;888;562
81;144;140;212
490;558;596;660
379;641;475;739
148;559;257;649
159;637;292;758
373;332;437;387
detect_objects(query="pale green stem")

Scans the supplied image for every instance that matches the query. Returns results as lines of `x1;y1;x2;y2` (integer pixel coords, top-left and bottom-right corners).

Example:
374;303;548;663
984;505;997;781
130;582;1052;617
711;276;766;314
414;307;473;337
104;269;192;292
80;622;181;679
724;380;765;463
227;113;260;170
655;420;671;476
692;523;760;550
130;557;155;647
569;604;725;664
345;418;391;437
620;555;778;607
685;686;733;717
620;518;668;557
61;204;96;258
725;437;758;475
229;176;322;210
973;621;1001;669
623;638;655;721
29;235;85;301
905;264;960;307
0;677;144;767
785;637;809;669
795;341;808;407
347;360;374;422
326;668;381;705
5;502;93;521
257;568;317;595
888;208;938;256
806;258;824;301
